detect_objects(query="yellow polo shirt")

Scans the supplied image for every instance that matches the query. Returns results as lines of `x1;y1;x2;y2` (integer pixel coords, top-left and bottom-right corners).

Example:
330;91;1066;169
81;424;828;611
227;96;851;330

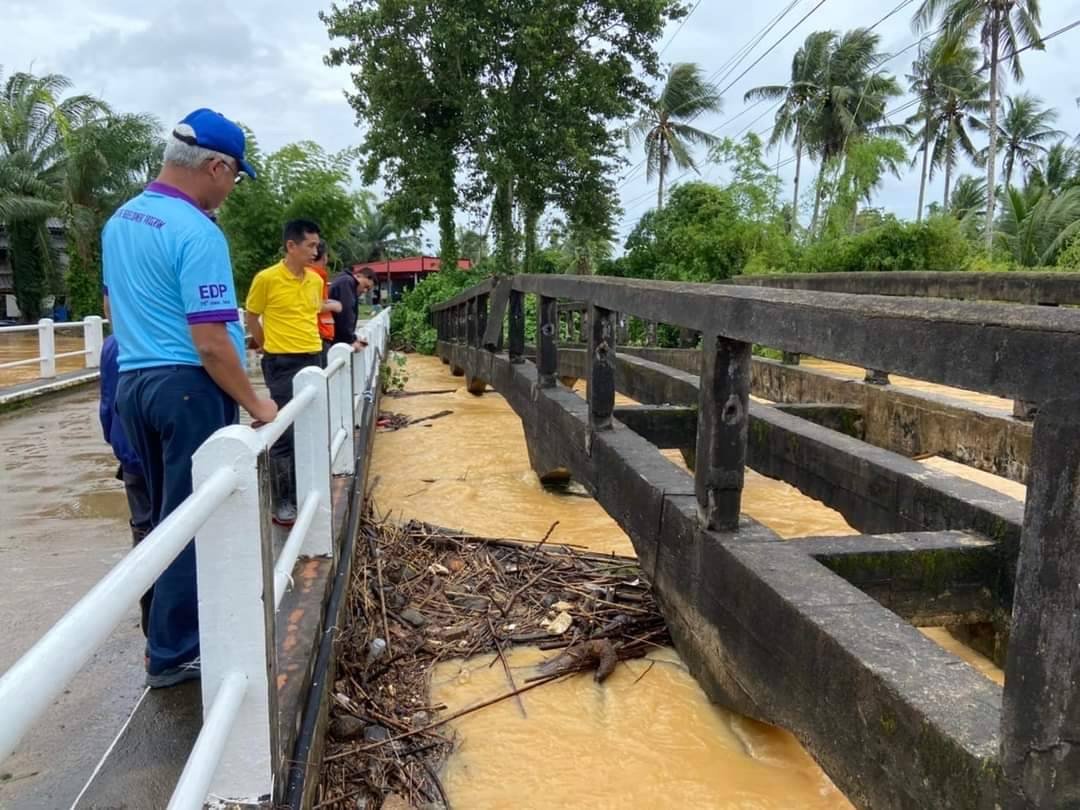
245;261;323;354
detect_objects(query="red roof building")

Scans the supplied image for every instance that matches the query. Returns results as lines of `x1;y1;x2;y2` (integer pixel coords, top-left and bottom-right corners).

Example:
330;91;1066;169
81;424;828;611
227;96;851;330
352;256;472;302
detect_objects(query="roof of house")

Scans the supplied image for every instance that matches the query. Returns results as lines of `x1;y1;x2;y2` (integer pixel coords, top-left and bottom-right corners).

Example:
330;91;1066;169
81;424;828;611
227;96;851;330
352;256;472;276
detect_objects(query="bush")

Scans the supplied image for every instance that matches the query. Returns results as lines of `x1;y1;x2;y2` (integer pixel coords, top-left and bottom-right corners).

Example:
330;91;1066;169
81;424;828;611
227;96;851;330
390;262;495;354
793;216;971;274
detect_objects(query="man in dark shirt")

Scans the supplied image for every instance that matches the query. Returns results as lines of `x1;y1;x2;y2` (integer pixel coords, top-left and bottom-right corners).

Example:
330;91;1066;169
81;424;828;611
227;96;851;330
329;266;376;347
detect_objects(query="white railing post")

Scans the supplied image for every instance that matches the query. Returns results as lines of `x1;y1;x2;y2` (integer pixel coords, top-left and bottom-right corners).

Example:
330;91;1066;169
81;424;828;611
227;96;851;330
293;367;333;557
37;318;55;379
84;316;104;368
328;343;355;475
351;342;366;426
191;426;276;804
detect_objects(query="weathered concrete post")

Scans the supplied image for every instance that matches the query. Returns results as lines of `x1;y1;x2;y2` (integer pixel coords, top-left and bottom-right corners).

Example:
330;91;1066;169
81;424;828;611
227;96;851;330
538;296;558;388
864;368;890;385
695;332;751;531
586;305;616;435
466;293;489;395
1002;397;1080;808
508;290;525;364
646;321;658;346
476;293;488;349
466;297;478;347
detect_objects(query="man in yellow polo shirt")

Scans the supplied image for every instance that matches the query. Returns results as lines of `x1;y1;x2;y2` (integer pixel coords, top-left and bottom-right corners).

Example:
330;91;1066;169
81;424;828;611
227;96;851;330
245;219;341;525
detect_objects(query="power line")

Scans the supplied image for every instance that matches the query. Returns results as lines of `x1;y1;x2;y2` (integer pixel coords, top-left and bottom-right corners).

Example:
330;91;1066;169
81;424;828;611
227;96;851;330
658;0;703;56
715;0;831;98
618;0;812;190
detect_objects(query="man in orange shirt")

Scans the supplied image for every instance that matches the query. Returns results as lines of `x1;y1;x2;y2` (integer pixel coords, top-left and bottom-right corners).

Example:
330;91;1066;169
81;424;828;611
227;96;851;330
308;240;339;365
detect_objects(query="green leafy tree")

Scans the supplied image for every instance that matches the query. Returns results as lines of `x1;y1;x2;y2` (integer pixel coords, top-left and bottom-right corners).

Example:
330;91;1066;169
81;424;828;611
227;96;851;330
822;136;907;236
218;137;359;295
914;0;1043;252
745;31;833;227
995;185;1080;266
983;92;1063;189
627;62;722;210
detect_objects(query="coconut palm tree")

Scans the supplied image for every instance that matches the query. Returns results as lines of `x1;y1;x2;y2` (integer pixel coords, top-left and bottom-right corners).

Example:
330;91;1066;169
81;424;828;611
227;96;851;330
1028;141;1080;196
627;63;722;210
803;28;905;237
983;92;1064;189
995;184;1080;265
949;173;989;220
906;38;988;219
745;31;833;228
914;0;1043;252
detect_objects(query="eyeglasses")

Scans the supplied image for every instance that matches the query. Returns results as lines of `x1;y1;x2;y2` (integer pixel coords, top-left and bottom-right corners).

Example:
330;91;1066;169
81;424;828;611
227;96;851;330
219;157;244;185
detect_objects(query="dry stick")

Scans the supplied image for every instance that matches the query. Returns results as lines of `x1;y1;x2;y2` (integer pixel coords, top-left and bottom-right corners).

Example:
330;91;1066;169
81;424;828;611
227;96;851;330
325;673;568;762
488;616;527;719
407;409;454;426
423;759;452;810
501;562;558;617
373;537;394;657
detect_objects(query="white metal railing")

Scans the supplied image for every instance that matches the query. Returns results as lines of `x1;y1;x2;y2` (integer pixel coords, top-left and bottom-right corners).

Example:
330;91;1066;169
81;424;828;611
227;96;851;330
0;308;392;810
0;316;106;380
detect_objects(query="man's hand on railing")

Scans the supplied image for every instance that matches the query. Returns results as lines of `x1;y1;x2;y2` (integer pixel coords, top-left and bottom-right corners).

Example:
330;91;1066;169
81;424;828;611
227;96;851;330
352;338;369;351
248;397;279;428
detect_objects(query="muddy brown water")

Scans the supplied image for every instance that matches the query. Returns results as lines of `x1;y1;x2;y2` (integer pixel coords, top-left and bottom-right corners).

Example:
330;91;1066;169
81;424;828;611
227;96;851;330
371;355;1017;808
0;331;89;387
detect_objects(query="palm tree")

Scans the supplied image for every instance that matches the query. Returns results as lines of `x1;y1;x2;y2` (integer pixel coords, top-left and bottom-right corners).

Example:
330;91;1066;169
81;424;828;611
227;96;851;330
1028;141;1080;196
0;70;106;318
803;28;905;237
906;38;988;220
914;0;1043;252
984;92;1063;189
745;31;833;228
627;63;722;210
930;45;988;211
949;173;988;219
995;184;1080;265
336;195;419;264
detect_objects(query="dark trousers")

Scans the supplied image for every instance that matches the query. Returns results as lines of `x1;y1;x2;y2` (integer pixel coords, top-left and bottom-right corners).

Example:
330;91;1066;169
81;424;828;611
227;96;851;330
116;366;238;675
118;464;154;636
261;352;321;504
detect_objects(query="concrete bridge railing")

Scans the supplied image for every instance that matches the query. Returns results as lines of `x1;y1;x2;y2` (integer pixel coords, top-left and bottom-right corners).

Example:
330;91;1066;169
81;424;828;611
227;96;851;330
0;316;106;379
0;308;390;810
430;274;1080;809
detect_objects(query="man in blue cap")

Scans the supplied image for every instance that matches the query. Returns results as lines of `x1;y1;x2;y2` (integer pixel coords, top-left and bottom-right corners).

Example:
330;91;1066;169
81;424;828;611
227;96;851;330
103;108;278;688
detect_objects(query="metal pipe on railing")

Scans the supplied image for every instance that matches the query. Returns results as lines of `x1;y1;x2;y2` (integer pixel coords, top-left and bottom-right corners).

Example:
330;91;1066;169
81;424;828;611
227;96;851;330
0;324;40;334
166;670;248;810
53;349;92;361
0;466;239;764
0;356;42;370
330;427;348;463
256;385;317;450
273;491;322;609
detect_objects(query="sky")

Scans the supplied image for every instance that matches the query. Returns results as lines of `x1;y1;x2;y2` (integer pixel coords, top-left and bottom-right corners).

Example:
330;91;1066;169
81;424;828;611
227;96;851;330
5;0;1080;251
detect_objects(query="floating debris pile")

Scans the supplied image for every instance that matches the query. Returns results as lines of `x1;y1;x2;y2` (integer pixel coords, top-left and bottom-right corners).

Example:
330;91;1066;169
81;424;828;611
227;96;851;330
316;514;669;809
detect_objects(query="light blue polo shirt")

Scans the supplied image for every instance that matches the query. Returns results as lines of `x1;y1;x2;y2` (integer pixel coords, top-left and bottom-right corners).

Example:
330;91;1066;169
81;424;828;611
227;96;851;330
102;182;246;372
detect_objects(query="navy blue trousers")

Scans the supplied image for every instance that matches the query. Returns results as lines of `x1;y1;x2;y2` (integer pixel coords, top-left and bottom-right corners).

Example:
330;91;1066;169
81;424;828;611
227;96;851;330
116;366;238;674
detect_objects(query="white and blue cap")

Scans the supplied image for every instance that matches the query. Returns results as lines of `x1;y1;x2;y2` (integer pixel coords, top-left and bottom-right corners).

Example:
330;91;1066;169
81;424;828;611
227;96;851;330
172;108;256;180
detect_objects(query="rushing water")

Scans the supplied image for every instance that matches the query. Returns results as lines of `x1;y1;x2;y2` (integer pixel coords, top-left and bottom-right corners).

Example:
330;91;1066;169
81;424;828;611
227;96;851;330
370;354;1021;808
372;356;861;808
